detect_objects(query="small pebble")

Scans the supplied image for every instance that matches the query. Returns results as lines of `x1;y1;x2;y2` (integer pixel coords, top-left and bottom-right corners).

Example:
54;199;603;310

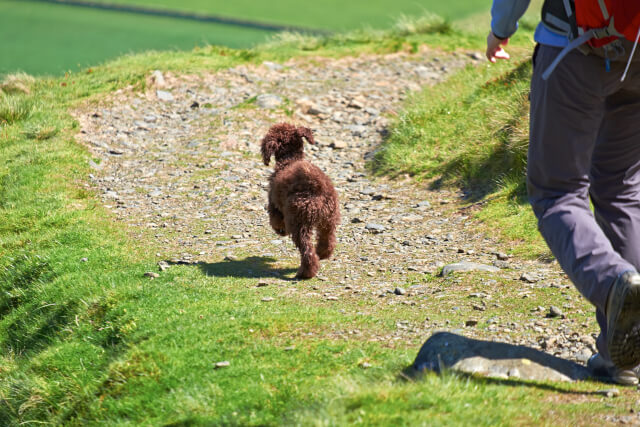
520;272;538;283
597;389;620;398
547;306;565;318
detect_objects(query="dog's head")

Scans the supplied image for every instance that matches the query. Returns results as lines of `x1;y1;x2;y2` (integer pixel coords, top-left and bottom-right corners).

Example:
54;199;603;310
261;123;315;166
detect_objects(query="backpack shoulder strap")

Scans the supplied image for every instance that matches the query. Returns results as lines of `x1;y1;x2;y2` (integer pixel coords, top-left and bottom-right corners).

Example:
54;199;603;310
541;0;578;38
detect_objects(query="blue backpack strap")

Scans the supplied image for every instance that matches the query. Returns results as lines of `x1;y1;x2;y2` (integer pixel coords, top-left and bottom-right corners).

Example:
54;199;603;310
542;29;598;80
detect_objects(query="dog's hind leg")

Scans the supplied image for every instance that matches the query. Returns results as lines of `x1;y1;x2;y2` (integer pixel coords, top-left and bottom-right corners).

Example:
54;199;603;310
291;225;319;279
268;203;286;236
316;222;336;260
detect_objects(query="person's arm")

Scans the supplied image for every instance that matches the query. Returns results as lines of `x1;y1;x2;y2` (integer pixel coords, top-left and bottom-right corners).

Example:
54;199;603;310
486;0;531;62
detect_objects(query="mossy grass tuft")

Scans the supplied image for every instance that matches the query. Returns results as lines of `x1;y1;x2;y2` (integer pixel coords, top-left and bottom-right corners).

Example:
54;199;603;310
393;13;452;37
0;72;36;95
0;93;39;125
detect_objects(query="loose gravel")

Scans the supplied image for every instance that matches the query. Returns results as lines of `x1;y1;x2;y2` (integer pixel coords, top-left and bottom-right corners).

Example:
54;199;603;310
74;47;600;370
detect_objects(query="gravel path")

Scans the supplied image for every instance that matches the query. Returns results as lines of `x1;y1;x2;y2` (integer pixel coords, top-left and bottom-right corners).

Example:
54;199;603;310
74;47;598;368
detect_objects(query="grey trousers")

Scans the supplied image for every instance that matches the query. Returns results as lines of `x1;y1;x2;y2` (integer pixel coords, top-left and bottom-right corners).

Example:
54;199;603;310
528;44;640;360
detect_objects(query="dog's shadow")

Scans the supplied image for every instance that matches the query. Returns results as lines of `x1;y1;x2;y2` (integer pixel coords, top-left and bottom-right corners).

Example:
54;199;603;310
194;256;297;280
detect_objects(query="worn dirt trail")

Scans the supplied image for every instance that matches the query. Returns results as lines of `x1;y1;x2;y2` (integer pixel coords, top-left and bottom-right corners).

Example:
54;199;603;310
75;47;597;365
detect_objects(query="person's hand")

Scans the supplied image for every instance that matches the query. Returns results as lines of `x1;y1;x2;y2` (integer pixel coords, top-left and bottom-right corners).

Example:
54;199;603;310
486;31;510;63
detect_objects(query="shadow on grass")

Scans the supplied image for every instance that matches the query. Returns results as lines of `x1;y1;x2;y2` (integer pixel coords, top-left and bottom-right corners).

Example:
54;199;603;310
5;302;76;355
163;420;200;427
194;256;297;280
403;332;610;395
0;254;56;317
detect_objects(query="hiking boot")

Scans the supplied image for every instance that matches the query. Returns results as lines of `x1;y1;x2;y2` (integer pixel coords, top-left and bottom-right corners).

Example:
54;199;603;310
587;353;640;386
606;271;640;369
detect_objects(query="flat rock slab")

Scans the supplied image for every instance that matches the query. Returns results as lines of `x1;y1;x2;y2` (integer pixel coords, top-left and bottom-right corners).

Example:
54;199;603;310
441;261;500;276
413;332;590;382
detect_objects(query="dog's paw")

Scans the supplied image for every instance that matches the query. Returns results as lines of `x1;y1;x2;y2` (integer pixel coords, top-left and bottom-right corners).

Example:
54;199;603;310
316;247;332;260
295;268;315;280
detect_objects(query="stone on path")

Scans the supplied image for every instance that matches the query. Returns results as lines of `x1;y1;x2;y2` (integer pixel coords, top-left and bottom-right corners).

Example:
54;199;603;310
365;223;385;234
262;61;284;71
495;252;509;261
151;70;166;87
256;94;283;109
441;261;500;276
330;140;348;149
413;332;590;382
520;272;539;283
156;90;174;102
547;306;565;319
415;66;441;80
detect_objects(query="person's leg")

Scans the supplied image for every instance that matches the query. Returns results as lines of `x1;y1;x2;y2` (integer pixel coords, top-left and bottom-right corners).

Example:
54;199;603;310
589;68;640;362
528;46;637;314
591;88;640;270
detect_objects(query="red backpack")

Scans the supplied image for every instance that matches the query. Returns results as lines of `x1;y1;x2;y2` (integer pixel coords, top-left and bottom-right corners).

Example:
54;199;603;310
542;0;640;80
577;0;640;46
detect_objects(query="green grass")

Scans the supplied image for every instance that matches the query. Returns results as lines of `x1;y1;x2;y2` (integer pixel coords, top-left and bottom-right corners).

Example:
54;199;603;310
4;0;492;77
363;0;549;259
1;1;272;76
370;34;551;258
0;16;632;426
371;56;531;187
91;0;490;31
0;94;40;125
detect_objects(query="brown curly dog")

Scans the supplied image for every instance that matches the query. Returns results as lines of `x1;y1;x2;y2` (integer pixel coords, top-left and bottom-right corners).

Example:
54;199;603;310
261;123;340;279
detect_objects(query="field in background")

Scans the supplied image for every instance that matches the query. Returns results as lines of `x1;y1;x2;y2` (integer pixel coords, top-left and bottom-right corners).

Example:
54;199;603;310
90;0;491;31
4;0;491;76
1;1;271;76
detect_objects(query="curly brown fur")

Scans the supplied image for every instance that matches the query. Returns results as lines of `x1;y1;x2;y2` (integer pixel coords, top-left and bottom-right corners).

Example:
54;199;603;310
262;123;340;279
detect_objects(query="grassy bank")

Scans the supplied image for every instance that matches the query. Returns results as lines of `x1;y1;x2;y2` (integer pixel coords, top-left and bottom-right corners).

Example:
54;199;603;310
0;18;630;425
371;39;549;258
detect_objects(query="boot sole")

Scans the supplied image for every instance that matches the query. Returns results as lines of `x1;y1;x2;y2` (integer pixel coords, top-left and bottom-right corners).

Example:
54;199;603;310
609;280;640;370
